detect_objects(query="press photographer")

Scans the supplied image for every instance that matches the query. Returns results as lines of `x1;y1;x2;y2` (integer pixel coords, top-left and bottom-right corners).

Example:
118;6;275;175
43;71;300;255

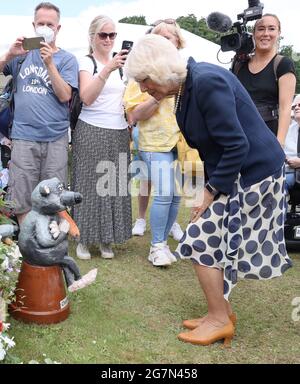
207;3;296;145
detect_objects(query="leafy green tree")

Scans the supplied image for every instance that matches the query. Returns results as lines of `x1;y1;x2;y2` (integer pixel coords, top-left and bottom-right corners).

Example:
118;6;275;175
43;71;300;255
176;14;220;44
279;45;300;93
279;45;293;58
119;16;147;25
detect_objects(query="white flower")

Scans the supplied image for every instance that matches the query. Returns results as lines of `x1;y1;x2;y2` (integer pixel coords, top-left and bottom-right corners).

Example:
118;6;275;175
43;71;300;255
1;257;9;271
3;323;10;332
0;344;6;361
0;299;6;322
0;334;15;349
9;245;22;263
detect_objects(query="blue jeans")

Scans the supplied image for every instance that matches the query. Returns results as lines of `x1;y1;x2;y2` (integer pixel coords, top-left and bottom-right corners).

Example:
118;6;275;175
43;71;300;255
286;172;296;191
132;125;139;162
130;125;148;181
140;151;181;245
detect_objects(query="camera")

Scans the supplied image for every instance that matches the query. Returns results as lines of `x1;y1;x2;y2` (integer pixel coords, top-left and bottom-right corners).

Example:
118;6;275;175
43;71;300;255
220;0;264;57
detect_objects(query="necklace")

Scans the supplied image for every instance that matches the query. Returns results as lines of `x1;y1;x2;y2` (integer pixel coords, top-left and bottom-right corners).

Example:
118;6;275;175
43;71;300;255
173;83;183;114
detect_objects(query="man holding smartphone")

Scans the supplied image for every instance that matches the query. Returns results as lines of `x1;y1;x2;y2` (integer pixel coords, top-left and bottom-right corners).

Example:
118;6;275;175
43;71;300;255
0;2;78;225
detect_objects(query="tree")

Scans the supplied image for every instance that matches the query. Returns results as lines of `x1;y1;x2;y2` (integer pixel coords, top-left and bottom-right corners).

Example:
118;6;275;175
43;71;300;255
176;14;220;44
279;45;300;94
119;16;147;25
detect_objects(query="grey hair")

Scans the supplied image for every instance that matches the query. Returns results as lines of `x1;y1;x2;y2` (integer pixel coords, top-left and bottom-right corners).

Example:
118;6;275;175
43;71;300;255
293;94;300;105
34;2;60;21
151;22;186;50
292;94;300;118
88;15;115;54
125;34;187;86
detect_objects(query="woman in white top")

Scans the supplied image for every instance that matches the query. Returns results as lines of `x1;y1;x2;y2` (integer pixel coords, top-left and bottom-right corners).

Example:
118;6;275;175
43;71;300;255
72;15;132;260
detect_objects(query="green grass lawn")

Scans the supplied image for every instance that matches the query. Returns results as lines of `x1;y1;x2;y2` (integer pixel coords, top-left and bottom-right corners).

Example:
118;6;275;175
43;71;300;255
3;197;300;364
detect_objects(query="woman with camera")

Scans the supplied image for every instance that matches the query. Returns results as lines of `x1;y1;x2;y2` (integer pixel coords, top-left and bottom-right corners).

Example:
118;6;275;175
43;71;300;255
72;15;132;260
125;34;292;346
235;14;296;146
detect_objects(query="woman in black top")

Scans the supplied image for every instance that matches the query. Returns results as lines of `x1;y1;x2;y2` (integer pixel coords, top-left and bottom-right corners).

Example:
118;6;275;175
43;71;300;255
236;14;296;146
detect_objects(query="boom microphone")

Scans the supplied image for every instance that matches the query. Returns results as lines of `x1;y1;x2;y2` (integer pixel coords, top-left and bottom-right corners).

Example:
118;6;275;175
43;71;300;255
206;12;233;33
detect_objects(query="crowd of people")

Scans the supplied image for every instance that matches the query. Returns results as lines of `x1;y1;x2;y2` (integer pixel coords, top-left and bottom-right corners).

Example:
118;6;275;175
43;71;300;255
0;2;298;347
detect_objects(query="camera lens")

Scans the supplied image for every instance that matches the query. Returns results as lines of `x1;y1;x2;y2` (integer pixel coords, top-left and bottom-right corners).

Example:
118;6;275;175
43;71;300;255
220;33;241;52
228;35;239;48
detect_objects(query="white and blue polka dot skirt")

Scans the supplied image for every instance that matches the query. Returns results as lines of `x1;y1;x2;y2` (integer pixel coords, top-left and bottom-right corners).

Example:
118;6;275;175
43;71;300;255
175;166;292;300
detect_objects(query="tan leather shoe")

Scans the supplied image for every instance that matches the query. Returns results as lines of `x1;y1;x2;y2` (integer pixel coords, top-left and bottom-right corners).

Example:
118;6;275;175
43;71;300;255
182;312;237;330
178;321;234;347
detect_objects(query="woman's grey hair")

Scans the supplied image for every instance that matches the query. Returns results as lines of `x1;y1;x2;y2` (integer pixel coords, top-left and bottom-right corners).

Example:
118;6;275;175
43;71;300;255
88;15;115;54
125;34;187;86
151;21;186;50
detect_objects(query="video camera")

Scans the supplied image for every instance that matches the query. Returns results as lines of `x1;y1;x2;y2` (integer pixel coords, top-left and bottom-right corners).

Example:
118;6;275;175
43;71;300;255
207;0;264;60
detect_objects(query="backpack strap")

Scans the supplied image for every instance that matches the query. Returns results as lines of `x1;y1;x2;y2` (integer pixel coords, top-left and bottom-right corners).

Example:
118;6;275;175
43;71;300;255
86;54;97;75
12;55;26;94
273;54;284;82
231;60;243;75
231;55;250;76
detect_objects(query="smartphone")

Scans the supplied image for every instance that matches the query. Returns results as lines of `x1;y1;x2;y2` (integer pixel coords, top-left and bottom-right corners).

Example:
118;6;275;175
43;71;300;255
121;40;134;52
23;37;45;51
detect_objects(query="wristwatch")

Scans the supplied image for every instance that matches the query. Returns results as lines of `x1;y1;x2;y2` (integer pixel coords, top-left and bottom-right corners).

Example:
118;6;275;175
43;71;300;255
205;182;219;197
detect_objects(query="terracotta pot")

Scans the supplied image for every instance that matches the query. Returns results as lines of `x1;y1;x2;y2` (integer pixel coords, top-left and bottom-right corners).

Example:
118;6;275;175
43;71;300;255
9;261;70;325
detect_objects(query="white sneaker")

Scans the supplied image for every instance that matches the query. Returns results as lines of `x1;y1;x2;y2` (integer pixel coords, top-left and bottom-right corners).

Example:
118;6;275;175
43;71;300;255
99;243;115;259
148;243;172;267
163;242;178;264
169;222;184;242
76;243;91;260
132;218;146;236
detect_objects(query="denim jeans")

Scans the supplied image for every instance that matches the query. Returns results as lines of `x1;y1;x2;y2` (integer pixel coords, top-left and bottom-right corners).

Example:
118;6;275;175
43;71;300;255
286;172;296;191
139;150;181;245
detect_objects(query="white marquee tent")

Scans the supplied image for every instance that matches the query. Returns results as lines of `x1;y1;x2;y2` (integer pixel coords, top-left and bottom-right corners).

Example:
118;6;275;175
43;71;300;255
0;15;232;67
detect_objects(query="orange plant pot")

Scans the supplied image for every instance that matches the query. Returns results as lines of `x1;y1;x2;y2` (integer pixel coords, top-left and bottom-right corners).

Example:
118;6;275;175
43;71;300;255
9;261;70;325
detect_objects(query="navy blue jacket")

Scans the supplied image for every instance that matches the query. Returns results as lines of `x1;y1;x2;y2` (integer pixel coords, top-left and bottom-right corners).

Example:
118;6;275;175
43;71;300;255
176;58;285;195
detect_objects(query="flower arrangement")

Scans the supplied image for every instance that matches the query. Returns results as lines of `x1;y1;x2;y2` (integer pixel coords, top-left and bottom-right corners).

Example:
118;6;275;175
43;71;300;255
0;194;21;361
0;243;22;361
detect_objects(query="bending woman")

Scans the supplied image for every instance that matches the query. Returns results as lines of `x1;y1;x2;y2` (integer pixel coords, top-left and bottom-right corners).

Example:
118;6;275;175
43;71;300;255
125;34;292;347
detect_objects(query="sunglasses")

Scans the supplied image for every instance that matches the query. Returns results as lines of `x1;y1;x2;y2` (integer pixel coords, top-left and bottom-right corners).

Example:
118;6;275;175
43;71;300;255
97;32;117;40
151;18;176;27
292;103;300;110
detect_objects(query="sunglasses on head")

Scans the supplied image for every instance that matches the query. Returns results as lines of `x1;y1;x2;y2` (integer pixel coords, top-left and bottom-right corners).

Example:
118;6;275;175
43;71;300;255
151;18;176;27
97;32;117;40
292;103;300;110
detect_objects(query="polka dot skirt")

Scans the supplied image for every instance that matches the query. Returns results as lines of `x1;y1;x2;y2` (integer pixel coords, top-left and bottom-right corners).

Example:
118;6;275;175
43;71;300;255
175;166;292;300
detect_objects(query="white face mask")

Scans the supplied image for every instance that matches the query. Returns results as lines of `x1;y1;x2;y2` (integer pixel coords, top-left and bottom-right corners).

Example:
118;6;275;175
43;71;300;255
35;26;55;44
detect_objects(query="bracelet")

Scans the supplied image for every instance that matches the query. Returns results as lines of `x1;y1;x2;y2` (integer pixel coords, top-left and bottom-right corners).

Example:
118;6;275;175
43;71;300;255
98;74;107;83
